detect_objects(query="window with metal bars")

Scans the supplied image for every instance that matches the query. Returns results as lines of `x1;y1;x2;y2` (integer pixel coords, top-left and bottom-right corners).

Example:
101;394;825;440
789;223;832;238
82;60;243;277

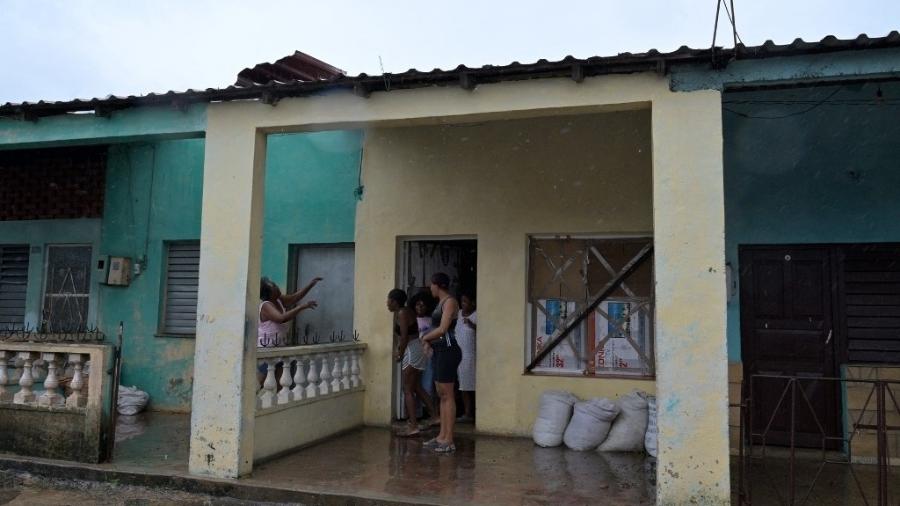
42;245;92;333
526;236;655;378
160;241;200;336
0;245;30;330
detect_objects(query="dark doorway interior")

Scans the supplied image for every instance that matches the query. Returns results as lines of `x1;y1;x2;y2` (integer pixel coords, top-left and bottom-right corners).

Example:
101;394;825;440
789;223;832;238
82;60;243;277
394;238;478;423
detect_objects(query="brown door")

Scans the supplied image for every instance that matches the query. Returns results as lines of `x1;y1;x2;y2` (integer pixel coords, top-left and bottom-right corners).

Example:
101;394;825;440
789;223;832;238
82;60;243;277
740;246;842;448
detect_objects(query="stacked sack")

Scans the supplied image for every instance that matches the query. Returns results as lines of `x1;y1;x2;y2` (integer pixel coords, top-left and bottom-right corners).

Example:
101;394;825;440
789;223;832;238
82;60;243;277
597;391;649;452
532;389;655;455
532;390;579;447
563;398;620;450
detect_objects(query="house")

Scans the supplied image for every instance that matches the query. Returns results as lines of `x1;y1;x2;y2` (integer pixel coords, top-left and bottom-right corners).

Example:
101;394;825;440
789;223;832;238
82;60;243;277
2;33;900;504
0;52;363;411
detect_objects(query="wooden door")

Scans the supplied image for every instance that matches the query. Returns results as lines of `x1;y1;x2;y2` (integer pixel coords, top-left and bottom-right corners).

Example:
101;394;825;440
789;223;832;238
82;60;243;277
740;247;842;448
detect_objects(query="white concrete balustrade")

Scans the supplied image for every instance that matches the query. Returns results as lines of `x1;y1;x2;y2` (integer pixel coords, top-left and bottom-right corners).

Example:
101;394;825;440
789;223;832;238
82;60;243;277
252;342;367;463
0;347;93;410
256;343;365;412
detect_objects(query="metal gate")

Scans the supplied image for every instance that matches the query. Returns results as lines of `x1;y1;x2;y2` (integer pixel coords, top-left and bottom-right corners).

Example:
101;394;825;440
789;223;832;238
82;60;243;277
735;375;900;505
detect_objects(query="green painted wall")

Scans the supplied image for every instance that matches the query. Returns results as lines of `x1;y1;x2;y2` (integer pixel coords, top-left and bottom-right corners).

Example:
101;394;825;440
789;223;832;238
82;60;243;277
89;130;362;411
98;140;205;410
261;131;364;288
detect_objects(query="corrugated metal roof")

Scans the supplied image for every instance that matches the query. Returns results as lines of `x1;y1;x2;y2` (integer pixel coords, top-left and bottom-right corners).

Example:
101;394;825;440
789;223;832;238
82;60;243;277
235;51;345;87
2;31;899;120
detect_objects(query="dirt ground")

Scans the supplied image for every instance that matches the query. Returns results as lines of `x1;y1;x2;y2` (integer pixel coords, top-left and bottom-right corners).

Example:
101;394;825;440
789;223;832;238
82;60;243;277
0;473;288;506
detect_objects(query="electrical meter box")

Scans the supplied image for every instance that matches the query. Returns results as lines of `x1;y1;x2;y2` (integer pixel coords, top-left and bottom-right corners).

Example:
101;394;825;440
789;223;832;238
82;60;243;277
99;256;132;286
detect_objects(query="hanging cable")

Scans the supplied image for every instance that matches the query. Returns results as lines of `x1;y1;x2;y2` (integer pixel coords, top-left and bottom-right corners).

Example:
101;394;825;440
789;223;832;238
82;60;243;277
724;87;843;119
722;0;744;46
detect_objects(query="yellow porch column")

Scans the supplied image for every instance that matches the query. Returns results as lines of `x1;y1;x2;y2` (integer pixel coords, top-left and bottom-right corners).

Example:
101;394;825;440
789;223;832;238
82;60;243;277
188;120;267;478
651;90;729;505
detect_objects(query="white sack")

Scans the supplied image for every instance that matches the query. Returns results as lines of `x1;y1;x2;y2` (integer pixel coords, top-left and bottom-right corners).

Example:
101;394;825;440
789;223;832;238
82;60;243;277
532;390;579;447
563;398;620;450
597;391;649;452
117;385;150;416
645;395;658;457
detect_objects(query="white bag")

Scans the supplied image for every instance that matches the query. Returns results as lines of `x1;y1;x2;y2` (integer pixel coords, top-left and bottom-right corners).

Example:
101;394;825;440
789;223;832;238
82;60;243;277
117;385;150;416
532;390;579;447
597;391;649;452
563;398;620;450
645;395;658;457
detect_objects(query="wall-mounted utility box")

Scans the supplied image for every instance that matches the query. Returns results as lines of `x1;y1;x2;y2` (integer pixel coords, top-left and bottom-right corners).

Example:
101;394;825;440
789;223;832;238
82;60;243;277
98;256;132;286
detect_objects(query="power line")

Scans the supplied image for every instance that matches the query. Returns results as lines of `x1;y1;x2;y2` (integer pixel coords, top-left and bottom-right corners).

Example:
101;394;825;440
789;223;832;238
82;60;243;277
724;87;845;119
721;0;744;46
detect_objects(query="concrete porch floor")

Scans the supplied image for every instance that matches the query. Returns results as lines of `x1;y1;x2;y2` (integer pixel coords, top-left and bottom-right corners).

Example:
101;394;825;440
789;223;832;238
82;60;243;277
3;412;895;504
110;413;655;505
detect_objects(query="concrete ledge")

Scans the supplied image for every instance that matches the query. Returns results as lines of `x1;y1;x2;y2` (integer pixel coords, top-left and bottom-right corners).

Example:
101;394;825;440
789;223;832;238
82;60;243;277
0;454;435;506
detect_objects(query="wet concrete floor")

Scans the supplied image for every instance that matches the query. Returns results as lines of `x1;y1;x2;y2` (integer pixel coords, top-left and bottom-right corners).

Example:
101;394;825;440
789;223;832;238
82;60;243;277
248;427;655;505
734;456;898;505
108;413;654;505
22;412;896;505
112;412;191;473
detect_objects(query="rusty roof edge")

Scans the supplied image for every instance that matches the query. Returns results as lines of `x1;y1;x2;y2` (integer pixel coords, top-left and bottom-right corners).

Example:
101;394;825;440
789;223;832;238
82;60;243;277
3;31;900;119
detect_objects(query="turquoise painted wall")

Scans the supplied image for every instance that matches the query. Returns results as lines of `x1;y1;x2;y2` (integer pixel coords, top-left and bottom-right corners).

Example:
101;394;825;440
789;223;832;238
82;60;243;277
261;131;363;288
724;81;900;361
98;140;205;410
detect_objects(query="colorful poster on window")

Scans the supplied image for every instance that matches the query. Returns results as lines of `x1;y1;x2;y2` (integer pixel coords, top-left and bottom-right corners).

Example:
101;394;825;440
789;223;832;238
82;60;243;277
533;299;585;374
590;300;650;375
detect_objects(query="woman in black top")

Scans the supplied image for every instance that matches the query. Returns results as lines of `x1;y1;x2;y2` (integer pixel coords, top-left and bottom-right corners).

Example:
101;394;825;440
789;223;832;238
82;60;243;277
419;272;462;453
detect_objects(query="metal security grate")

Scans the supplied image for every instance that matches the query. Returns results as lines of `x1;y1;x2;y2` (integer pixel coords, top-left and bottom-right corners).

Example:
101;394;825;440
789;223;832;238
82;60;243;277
161;241;200;335
0;245;29;330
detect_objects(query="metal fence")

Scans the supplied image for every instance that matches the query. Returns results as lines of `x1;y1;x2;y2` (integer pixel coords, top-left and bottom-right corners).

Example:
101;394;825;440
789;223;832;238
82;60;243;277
734;374;900;506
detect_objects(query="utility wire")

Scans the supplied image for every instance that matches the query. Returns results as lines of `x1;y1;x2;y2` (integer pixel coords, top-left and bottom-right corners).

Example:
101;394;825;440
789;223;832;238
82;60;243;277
724;87;844;119
722;0;744;46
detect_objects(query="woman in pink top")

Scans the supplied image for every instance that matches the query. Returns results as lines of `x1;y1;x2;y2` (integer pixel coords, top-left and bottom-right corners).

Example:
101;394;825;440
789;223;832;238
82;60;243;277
257;276;321;384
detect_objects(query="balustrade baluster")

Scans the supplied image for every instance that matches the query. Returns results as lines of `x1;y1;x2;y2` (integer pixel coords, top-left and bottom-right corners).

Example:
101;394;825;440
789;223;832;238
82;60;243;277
0;351;10;402
318;354;331;396
330;353;342;392
13;351;39;404
350;350;361;389
66;353;87;408
38;352;64;407
259;359;277;409
306;355;319;399
277;358;292;405
341;352;351;391
291;356;306;401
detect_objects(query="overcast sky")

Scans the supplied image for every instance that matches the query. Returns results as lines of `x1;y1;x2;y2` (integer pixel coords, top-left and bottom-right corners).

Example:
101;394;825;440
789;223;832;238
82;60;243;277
1;0;898;104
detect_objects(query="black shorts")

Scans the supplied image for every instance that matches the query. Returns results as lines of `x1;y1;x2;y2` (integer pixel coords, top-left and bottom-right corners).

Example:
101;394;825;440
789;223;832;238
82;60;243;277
432;343;462;384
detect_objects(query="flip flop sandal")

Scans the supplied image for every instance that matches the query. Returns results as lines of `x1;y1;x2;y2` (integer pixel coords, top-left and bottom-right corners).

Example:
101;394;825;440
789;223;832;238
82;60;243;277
433;442;456;454
397;428;421;438
423;438;442;449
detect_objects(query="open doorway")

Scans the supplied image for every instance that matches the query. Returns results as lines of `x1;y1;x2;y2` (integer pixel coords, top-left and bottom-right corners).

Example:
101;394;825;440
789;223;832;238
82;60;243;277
393;238;478;426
